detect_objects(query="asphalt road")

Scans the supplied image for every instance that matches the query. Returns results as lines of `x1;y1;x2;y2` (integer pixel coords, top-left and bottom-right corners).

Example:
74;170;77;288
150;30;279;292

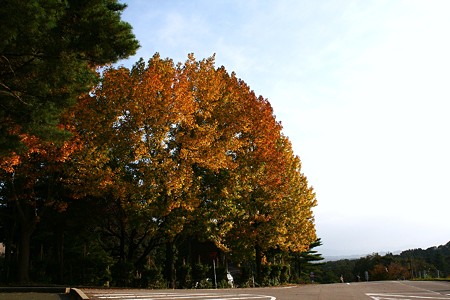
83;280;450;300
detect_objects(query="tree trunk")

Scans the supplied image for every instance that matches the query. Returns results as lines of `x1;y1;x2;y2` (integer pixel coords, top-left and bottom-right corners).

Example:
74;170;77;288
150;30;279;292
255;244;262;284
15;199;39;284
118;207;126;262
57;231;65;283
134;238;158;271
4;235;13;282
165;241;176;288
18;223;34;283
3;209;16;283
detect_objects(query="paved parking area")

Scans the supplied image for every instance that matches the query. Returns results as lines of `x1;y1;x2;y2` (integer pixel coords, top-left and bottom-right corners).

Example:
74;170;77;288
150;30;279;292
1;280;448;300
83;281;450;300
86;290;275;300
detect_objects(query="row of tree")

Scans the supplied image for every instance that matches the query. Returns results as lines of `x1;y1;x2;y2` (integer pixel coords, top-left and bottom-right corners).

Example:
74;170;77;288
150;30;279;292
317;241;450;283
0;53;318;286
0;3;318;284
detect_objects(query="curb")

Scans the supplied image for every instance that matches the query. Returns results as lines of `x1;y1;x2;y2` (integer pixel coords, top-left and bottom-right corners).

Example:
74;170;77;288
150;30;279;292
0;287;90;299
0;287;68;293
70;288;90;300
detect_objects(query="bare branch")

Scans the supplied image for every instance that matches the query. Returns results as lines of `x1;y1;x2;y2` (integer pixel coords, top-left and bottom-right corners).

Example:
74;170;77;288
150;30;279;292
0;82;30;105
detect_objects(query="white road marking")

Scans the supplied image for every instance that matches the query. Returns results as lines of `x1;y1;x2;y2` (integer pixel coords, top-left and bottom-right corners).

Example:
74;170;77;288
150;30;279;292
396;281;448;296
90;292;275;300
366;293;450;300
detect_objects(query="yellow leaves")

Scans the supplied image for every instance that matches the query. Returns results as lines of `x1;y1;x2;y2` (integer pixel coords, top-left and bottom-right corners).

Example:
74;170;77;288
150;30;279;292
59;52;318;265
0;152;21;173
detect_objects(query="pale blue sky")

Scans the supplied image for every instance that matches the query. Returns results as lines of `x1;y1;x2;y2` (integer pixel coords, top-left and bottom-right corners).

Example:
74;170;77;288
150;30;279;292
119;0;450;257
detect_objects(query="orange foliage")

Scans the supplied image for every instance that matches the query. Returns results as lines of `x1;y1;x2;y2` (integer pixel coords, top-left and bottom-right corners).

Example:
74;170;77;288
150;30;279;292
60;53;317;260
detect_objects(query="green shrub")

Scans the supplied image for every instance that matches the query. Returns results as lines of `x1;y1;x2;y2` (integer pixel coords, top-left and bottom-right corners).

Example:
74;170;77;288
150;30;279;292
177;264;192;288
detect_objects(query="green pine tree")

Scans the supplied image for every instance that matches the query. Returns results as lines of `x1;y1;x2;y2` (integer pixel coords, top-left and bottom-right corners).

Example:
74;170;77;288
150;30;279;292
0;0;139;156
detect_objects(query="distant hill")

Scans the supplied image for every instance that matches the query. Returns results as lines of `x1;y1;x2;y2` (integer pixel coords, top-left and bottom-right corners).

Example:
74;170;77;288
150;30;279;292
318;241;450;283
323;254;366;262
323;251;402;262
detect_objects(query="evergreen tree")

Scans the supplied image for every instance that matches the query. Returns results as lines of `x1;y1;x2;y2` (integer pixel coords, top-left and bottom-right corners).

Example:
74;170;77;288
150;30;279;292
291;238;324;282
0;0;139;156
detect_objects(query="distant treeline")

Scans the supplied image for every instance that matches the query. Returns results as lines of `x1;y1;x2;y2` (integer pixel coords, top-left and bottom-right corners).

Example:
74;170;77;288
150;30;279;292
317;241;450;283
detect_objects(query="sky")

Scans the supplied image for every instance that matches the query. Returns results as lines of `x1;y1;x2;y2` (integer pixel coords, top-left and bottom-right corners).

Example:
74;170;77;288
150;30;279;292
118;0;450;257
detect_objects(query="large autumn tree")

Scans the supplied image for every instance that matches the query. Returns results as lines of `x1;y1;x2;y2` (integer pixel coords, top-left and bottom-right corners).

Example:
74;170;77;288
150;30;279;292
65;54;243;286
151;59;318;283
0;0;139;155
216;88;317;281
65;53;317;285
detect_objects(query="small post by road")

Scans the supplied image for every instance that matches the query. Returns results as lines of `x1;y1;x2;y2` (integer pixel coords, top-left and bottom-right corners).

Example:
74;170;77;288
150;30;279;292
310;272;315;283
213;260;217;289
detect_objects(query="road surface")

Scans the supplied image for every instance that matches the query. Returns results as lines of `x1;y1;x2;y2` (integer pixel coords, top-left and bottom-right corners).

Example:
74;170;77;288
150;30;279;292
83;280;450;300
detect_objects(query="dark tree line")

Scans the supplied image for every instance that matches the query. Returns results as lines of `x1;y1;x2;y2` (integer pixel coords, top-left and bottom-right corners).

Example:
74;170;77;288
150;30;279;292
0;55;319;287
